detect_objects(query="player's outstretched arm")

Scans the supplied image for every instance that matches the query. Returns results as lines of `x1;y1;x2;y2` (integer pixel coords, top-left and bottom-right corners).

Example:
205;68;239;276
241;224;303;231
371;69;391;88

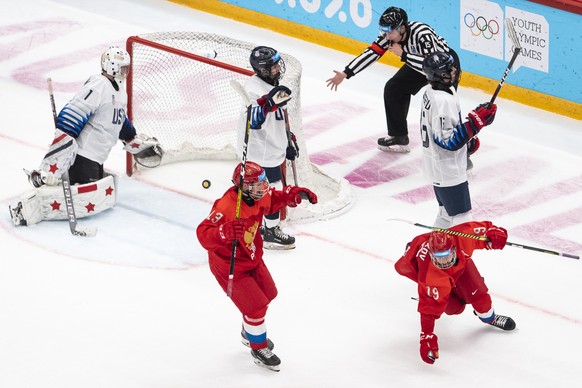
326;70;347;91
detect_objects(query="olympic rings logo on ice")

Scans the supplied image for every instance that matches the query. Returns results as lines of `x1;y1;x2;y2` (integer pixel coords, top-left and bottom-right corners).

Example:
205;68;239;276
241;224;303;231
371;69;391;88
464;13;500;39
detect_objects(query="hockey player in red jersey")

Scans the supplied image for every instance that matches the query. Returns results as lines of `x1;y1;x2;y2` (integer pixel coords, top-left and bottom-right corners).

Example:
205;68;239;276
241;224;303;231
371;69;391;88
196;161;317;371
395;221;516;365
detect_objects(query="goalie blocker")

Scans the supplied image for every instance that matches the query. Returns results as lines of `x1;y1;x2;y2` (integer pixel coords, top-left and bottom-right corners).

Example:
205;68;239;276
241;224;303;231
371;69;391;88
9;174;117;226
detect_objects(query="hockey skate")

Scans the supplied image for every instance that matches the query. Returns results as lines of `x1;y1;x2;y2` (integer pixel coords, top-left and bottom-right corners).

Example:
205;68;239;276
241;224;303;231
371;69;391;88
377;135;410;153
241;330;274;351
477;312;516;331
251;347;281;372
262;225;296;250
8;202;26;226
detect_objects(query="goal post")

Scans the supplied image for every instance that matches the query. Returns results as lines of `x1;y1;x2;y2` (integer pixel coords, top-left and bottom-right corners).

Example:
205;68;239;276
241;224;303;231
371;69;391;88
125;32;354;221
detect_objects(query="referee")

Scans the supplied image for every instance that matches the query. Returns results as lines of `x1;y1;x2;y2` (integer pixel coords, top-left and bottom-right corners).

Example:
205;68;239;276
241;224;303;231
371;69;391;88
327;6;461;154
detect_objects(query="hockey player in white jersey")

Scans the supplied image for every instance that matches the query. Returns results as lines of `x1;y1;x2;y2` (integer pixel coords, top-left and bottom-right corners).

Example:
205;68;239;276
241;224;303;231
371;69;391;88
9;46;162;226
237;46;298;250
420;52;497;228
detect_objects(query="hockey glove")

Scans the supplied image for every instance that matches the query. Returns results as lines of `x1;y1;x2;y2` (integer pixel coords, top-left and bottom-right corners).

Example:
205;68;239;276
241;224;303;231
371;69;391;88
123;134;161;155
467;137;480;156
218;219;248;242
419;332;439;364
486;226;508;250
283;186;318;207
286;145;297;161
258;85;292;113
289;131;299;158
467;103;497;132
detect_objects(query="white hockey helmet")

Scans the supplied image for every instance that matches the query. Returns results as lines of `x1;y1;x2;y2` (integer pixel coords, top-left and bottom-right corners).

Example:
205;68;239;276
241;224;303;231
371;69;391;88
101;46;131;80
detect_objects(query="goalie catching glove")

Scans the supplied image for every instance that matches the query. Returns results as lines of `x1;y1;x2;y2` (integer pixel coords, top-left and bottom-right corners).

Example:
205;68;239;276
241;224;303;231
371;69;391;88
283;186;318;207
258;85;292;113
123;133;161;154
123;134;164;168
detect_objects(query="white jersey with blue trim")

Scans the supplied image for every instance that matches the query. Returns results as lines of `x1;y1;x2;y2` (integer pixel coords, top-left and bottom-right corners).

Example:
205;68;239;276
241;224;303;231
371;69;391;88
56;74;128;164
237;75;288;168
420;85;468;187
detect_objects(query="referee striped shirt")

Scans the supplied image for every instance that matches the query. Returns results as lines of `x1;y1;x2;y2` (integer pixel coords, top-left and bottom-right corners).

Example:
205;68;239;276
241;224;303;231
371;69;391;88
343;21;450;77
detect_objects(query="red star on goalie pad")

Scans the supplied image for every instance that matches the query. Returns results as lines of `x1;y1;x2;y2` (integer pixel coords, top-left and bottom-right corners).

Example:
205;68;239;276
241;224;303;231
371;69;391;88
85;202;95;212
50;200;61;211
105;186;114;196
49;164;59;173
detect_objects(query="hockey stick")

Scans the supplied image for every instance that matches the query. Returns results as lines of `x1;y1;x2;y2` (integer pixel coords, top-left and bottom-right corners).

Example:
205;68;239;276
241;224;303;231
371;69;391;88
387;218;580;260
282;108;299;186
227;80;252;297
490;18;522;104
47;78;97;237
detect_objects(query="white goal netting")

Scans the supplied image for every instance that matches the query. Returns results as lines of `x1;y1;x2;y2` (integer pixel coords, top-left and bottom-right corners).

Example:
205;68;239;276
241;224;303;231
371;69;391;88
126;32;354;221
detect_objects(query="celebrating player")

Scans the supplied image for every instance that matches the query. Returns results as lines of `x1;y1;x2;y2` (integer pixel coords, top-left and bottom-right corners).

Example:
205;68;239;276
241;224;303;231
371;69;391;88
326;6;461;153
9;46;162;227
237;46;299;249
395;221;516;365
196;161;317;372
420;52;497;228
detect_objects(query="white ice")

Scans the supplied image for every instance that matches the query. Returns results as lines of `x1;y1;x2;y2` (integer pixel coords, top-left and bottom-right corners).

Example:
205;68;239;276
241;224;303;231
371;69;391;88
1;1;581;387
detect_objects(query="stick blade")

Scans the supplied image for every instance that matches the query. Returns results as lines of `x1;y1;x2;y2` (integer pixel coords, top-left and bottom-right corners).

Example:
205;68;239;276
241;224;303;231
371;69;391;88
230;79;251;106
386;218;415;225
73;227;98;237
505;18;521;50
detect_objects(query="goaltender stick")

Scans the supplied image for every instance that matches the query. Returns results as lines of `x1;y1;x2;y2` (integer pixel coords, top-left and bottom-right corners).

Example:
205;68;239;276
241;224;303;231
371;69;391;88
9;46;162;226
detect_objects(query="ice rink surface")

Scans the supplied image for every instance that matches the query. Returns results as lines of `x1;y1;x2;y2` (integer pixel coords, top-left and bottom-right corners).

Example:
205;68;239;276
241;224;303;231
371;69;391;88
1;1;581;387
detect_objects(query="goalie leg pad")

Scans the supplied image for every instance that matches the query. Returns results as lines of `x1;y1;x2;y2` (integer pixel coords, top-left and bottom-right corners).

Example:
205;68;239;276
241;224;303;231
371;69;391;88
9;190;42;226
41;174;117;221
10;175;117;226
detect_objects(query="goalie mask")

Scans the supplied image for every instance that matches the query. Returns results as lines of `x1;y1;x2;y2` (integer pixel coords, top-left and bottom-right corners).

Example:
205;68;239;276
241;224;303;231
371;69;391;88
428;231;457;269
379;6;407;33
232;161;270;200
249;46;286;86
101;46;131;81
422;52;457;87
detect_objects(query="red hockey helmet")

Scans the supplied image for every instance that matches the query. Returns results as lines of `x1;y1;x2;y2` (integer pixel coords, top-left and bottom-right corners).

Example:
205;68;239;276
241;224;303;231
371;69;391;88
428;231;457;269
232;161;269;200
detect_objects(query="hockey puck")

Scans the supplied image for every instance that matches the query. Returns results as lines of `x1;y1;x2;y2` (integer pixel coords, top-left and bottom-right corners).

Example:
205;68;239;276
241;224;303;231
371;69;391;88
202;179;211;189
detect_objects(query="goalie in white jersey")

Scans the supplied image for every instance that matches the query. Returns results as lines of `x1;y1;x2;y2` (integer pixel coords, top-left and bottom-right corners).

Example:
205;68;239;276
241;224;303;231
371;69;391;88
9;46;162;226
420;52;497;228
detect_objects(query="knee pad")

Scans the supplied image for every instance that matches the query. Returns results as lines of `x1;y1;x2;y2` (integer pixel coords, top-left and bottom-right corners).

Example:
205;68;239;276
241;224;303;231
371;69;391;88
445;292;467;315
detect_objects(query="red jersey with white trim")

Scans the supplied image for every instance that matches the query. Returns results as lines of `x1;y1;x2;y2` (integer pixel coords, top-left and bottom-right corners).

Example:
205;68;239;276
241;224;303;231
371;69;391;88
395;221;494;318
196;186;289;270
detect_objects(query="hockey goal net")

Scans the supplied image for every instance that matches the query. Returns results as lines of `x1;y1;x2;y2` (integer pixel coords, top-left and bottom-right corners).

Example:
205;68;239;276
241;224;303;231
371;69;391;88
125;32;353;221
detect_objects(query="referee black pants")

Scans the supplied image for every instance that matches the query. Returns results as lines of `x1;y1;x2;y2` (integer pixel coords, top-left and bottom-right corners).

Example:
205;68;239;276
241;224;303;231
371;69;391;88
383;49;461;138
